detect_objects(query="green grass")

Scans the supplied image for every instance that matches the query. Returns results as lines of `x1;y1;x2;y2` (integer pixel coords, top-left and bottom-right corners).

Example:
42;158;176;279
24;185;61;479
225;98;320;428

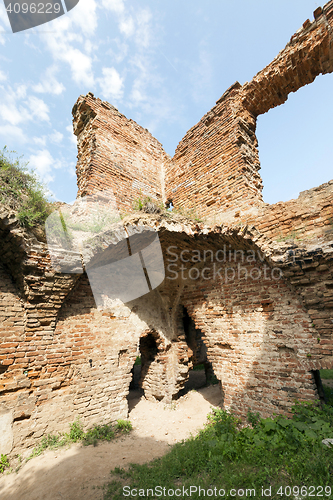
193;363;204;371
321;369;333;380
0;147;52;228
134;356;141;366
26;418;132;462
104;401;333;499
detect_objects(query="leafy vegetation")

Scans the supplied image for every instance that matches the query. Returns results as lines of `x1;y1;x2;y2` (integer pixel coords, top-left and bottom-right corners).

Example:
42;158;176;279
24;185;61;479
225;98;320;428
26;418;132;462
132;192;204;222
0;454;9;474
104;401;333;500
115;419;133;432
0;147;52;228
132;193;153;211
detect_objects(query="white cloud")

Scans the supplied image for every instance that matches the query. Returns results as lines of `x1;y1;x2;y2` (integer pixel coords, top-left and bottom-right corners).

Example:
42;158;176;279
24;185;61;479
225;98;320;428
135;9;152;49
190;46;214;104
40;9;95;87
0;124;27;143
98;67;124;100
27;149;57;184
32;136;47;147
0;86;29;125
64;48;94;86
33;66;65;95
119;16;134;37
71;0;98;36
66;125;77;147
101;0;125;14
49;130;63;144
0;70;6;81
26;96;50;122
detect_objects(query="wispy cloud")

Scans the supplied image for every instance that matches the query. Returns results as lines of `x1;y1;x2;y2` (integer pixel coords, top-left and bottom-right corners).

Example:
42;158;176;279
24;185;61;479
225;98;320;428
66;125;77;147
190;44;214;104
0;124;27;144
101;0;125;14
0;85;29;125
40;5;96;87
134;8;152;49
27;149;58;183
49;130;63;144
33;66;65;95
98;67;124;100
27;96;50;122
119;16;135;37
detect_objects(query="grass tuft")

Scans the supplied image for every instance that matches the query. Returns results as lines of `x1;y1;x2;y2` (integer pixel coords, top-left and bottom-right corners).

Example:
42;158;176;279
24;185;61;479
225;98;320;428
25;417;133;462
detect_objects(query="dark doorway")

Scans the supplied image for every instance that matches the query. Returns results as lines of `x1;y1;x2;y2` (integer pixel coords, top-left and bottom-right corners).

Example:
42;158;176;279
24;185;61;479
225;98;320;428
312;370;327;404
180;306;217;395
127;332;159;409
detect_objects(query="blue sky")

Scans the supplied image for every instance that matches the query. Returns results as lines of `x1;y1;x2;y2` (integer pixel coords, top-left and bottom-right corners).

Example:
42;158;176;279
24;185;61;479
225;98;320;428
0;0;332;205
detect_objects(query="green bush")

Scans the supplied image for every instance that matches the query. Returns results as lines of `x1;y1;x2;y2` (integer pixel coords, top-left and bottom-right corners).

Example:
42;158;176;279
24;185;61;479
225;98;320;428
83;424;115;447
68;418;85;442
116;419;133;432
0;147;52;228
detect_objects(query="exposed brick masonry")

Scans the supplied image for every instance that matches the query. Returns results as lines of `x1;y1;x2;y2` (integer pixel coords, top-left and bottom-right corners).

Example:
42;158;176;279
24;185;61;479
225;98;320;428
1;2;333;457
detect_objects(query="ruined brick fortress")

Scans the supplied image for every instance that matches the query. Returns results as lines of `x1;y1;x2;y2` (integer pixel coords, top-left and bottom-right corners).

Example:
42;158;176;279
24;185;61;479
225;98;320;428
1;2;333;456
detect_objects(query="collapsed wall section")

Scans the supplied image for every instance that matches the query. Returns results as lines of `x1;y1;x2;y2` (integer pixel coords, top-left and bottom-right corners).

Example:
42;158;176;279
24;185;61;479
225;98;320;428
72;93;170;212
166;1;333;220
165;83;263;218
240;2;333;116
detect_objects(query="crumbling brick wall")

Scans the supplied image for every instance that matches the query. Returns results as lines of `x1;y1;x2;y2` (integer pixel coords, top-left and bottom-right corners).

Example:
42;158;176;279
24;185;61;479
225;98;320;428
165;1;333;219
1;1;333;458
72;93;170;212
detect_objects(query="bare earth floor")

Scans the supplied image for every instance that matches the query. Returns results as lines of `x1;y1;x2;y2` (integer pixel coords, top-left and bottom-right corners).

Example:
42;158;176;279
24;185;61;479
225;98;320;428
0;384;222;500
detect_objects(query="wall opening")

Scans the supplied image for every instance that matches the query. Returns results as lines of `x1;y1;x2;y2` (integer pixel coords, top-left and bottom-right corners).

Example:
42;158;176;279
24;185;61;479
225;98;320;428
128;332;160;408
256;73;333;205
312;370;327;404
319;368;333;404
179;306;217;395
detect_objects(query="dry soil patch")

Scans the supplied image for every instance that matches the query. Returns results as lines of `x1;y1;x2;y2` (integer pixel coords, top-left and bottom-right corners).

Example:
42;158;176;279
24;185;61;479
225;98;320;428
0;385;222;500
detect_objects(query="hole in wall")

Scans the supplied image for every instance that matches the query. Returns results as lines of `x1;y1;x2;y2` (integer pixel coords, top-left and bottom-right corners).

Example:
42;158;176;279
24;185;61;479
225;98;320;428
257;73;333;205
0;364;9;375
312;369;327;404
127;332;159;410
178;306;217;397
319;368;333;403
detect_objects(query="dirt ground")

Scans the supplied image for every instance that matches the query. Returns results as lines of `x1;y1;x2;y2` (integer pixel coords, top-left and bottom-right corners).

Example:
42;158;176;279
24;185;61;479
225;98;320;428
0;373;222;500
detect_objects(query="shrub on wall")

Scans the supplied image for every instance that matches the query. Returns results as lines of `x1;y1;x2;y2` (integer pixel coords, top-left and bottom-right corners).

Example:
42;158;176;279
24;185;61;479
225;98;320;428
0;147;52;228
